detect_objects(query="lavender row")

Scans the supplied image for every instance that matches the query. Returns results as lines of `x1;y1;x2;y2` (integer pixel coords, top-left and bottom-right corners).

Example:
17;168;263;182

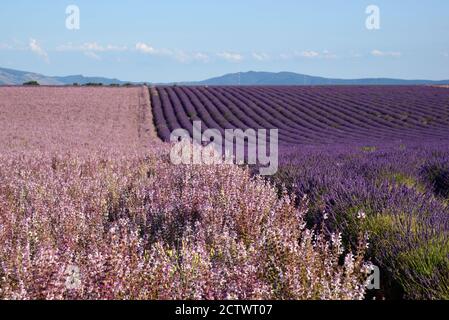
150;86;449;145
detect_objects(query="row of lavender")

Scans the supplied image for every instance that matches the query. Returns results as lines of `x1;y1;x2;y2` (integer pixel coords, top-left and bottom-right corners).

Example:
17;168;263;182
150;86;449;145
271;142;449;299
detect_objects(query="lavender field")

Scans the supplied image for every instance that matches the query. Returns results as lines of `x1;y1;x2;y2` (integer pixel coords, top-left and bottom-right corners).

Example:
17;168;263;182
150;86;449;145
273;143;449;299
151;85;449;299
1;85;449;300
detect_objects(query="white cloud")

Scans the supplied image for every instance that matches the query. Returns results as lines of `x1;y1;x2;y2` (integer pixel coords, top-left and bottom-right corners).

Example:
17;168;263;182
55;42;127;61
135;42;209;63
104;44;128;52
322;50;337;59
443;52;449;58
84;51;101;60
280;50;337;60
217;52;244;62
57;42;127;52
29;39;49;62
81;42;104;52
192;52;210;63
135;42;172;57
55;41;208;63
300;50;320;58
371;49;401;57
252;52;270;61
135;42;157;54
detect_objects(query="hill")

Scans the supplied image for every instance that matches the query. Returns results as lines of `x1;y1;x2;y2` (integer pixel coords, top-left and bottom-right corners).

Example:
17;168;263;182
2;67;449;86
0;67;129;86
191;71;449;86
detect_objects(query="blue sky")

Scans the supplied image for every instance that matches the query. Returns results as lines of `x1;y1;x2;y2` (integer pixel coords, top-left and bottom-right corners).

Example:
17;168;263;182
1;0;448;82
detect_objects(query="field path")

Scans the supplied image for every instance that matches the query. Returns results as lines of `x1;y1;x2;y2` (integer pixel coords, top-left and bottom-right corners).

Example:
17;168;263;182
138;85;161;143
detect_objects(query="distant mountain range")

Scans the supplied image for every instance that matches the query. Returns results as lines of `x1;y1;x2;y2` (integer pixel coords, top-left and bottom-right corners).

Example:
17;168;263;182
1;67;449;86
0;67;128;86
188;71;449;86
